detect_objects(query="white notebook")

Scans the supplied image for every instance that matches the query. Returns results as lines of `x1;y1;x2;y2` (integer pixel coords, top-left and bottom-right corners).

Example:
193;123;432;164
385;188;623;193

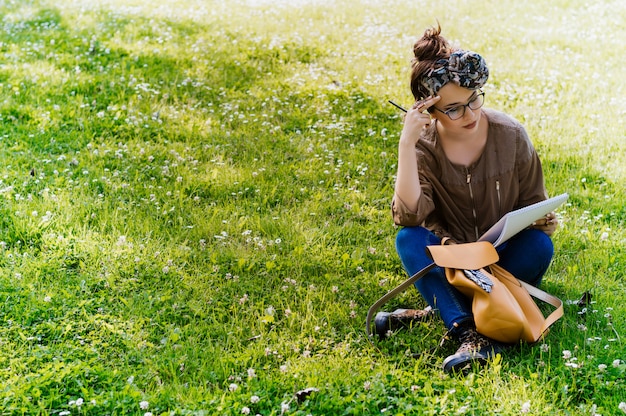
478;193;568;247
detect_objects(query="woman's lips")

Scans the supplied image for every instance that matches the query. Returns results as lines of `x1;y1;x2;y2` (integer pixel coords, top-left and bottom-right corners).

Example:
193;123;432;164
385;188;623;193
464;121;477;129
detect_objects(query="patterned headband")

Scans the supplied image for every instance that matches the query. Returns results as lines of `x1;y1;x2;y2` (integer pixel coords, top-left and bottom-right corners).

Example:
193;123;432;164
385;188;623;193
420;50;489;96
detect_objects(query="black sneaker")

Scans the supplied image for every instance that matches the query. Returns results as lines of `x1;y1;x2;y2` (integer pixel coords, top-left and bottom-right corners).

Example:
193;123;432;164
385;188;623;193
374;307;433;338
442;325;508;373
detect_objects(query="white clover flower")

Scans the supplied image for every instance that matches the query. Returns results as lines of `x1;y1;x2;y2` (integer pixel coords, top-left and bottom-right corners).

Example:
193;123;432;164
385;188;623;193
521;401;531;413
140;401;149;410
619;402;626;413
613;359;622;368
247;368;256;378
598;364;607;371
281;402;290;412
241;407;251;415
250;395;260;404
75;398;83;407
562;350;572;359
229;383;239;392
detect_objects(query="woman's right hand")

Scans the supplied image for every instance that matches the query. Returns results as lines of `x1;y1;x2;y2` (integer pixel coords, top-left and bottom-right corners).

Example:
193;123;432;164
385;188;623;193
394;95;440;213
399;95;440;147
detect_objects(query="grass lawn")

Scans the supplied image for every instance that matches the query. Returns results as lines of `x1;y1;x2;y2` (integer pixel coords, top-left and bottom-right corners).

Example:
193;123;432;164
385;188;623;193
0;0;625;414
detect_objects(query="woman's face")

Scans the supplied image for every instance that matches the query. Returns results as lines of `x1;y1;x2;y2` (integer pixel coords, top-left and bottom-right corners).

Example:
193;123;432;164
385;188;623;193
430;83;483;134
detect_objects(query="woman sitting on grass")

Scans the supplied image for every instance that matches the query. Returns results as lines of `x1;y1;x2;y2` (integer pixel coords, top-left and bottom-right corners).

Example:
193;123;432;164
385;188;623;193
376;24;559;373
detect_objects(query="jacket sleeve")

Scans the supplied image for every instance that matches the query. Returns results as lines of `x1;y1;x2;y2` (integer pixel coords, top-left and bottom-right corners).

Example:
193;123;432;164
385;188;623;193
516;128;548;207
391;192;434;226
391;167;436;226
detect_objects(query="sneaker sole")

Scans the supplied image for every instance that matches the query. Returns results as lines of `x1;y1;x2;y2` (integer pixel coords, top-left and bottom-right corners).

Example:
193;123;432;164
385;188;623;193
443;353;489;373
442;343;511;373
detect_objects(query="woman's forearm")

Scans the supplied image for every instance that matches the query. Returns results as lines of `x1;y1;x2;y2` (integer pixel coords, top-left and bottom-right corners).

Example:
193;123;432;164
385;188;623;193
394;141;421;213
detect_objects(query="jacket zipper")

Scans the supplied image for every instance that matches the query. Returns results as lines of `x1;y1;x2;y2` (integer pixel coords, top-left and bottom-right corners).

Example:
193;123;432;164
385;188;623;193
496;180;501;217
466;169;479;240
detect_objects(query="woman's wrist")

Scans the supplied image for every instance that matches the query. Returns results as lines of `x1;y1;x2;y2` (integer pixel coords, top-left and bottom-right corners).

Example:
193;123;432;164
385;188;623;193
398;136;418;150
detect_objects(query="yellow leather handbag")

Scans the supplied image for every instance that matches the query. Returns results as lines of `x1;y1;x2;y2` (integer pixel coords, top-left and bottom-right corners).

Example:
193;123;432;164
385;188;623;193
366;241;563;344
426;241;563;343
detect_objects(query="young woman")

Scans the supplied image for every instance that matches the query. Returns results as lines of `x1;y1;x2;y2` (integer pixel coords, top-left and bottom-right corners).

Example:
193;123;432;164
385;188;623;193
376;25;558;372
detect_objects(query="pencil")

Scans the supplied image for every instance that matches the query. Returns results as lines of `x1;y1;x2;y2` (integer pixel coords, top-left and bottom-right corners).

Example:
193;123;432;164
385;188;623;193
388;100;408;113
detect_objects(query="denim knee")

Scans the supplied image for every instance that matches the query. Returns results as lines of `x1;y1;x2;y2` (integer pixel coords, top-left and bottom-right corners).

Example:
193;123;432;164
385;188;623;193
497;228;554;286
394;227;473;329
395;227;440;275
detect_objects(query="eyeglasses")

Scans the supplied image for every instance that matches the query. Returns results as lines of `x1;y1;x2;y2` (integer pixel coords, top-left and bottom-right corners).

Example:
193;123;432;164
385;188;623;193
433;91;485;120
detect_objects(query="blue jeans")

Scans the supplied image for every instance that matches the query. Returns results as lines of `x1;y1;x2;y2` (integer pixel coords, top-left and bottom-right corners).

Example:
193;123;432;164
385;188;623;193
395;226;554;332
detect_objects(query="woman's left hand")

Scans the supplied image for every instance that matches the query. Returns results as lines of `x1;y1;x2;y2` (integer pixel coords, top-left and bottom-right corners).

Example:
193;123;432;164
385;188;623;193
532;211;559;236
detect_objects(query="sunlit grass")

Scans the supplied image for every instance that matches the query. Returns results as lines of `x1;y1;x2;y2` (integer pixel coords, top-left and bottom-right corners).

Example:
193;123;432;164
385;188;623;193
0;0;624;414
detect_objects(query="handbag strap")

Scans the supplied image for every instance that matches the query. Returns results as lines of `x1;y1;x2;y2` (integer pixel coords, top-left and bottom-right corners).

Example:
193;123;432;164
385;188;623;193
365;262;436;341
519;279;564;335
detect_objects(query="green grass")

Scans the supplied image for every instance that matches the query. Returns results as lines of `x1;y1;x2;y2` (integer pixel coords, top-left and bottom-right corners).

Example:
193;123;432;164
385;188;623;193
0;0;624;414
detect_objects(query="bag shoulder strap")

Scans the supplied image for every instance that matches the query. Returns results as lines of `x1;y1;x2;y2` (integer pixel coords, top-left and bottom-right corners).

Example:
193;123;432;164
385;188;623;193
519;280;564;335
365;262;436;341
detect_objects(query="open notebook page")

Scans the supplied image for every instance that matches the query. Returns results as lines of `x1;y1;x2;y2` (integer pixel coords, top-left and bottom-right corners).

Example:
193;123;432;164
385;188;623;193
478;193;568;247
